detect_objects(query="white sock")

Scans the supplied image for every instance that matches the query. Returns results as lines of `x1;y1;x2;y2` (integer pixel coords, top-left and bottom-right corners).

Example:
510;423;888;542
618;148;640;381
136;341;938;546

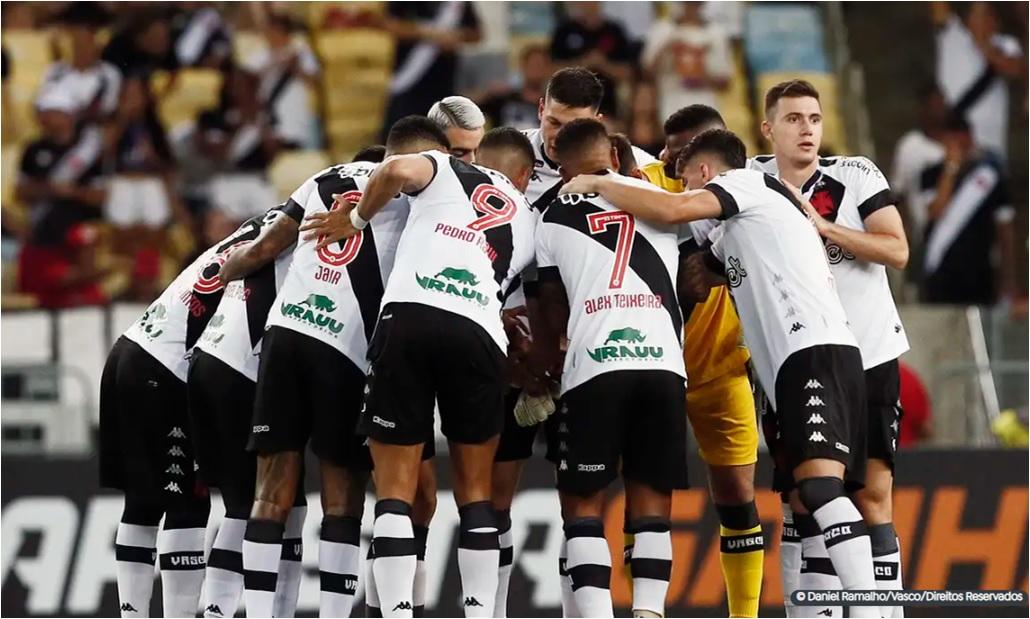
627;519;671;617
565;519;613;618
242;519;283;617
495;511;514;618
319;515;361;617
365;544;382;617
414;526;429;617
812;497;877;618
780;502;802;618
456;502;499;617
372;500;417;618
274;505;306;617
870;523;904;618
116;522;158;617
559;534;580;618
202;516;246;618
159;525;207;617
798;513;842;618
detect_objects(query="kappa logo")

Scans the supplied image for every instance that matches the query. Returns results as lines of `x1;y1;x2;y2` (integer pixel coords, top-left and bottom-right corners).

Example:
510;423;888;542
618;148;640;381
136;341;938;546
806;396;826;407
894;323;903;334
807;413;826;424
808;432;827;443
120;603;138;613
559;460;568;471
790;322;805;333
165;464;184;476
464;597;484;608
372;416;396;429
168;446;186;457
393;602;413;611
577;463;605;472
163;482;182;494
558;441;568;453
167;427;186;439
805;379;824;389
818;609;833;617
205;604;223;616
891;420;900;433
835;442;850;454
252;425;270;433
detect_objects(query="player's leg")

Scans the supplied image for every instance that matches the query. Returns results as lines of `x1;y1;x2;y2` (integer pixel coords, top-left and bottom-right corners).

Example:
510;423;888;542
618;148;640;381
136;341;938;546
412;457;437;618
160;494;212;618
688;369;763;618
561;490;614;619
449;439;503;617
547;402;581;618
318;460;369;618
244;452;302;616
274;492;308;618
116;495;164;618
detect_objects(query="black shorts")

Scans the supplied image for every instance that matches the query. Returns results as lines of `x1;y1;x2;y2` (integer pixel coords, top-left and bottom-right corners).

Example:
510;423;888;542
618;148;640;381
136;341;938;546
249;327;371;470
773;345;868;491
187;351;256;496
99;337;206;504
556;370;688;496
494;387;541;462
358;303;506;446
865;358;902;470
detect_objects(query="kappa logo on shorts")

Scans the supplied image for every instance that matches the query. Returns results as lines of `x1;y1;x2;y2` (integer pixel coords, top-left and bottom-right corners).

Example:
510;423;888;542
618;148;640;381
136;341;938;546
806;396;826;407
252;425;270;433
165;464;184;476
805;379;824;389
577;463;605;472
558;441;568;453
163;482;183;494
559;460;568;471
167;427;186;439
835;442;850;454
808;432;827;443
891;419;899;433
167;446;186;457
807;413;826;424
372;416;396;429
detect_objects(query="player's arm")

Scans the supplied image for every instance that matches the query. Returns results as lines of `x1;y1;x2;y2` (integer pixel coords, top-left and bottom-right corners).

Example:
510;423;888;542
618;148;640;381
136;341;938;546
560;174;723;224
219;210;298;284
809;205;909;270
529;271;569;381
300;154;436;249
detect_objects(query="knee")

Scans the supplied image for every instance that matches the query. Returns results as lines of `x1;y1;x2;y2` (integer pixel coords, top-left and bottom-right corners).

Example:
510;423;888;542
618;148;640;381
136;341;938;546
797;476;846;514
853;484;892;523
714;501;760;532
322;473;368;519
709;474;755;506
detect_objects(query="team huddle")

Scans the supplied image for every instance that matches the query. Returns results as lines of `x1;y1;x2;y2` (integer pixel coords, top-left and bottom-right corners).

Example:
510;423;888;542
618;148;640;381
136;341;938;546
99;67;911;618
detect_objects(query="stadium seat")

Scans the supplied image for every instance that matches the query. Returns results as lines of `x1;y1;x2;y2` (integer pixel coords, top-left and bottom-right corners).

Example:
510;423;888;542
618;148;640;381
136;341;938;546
315;30;393;72
744;3;830;75
268;150;332;200
233;30;266;67
2;145;22;206
309;1;385;30
151;69;224;133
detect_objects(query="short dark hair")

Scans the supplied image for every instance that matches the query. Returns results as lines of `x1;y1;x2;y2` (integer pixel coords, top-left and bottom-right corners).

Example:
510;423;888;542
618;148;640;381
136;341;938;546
764;79;821;117
545;67;604;111
664;104;725;137
678;128;747;171
385;115;450;151
478;126;535;168
554;118;609;163
609;133;638;175
352;144;387;163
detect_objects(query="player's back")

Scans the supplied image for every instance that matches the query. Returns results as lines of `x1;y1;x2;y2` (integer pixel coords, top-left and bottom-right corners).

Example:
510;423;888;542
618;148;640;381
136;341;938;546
536;175;686;394
383;150;537;353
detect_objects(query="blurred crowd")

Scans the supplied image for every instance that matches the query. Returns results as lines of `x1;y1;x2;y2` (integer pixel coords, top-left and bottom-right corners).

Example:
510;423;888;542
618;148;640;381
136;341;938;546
0;1;1026;311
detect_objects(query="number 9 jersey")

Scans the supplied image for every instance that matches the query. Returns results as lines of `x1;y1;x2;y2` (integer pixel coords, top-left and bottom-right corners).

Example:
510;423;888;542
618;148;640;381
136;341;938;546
263;161;410;372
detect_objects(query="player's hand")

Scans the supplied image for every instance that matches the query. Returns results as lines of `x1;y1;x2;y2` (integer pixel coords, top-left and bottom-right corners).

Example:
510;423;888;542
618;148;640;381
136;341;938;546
513;390;556;427
781;177;831;236
299;194;360;248
679;251;716;303
559;174;599;196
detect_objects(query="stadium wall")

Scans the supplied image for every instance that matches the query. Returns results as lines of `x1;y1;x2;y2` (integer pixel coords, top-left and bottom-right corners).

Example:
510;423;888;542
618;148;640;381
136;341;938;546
1;451;1026;618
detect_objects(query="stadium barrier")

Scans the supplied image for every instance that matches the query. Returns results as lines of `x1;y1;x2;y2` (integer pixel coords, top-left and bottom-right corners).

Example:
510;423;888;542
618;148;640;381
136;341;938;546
1;450;1026;617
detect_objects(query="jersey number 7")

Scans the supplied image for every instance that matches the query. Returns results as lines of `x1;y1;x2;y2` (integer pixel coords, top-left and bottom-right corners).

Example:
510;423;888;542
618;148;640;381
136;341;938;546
587;211;635;289
317;191;364;267
468;184;518;232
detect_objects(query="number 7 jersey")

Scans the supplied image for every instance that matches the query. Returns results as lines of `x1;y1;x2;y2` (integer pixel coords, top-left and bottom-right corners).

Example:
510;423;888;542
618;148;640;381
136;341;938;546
536;174;686;394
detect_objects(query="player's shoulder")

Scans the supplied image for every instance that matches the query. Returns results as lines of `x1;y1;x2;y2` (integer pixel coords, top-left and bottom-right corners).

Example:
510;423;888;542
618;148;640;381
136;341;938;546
820;155;887;185
746;154;778;173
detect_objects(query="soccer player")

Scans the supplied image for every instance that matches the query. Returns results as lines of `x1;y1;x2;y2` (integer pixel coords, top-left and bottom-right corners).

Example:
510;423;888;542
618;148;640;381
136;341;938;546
639;104;764;618
428;95;486;162
532;118;688;618
99;211;285;618
216;118;451;618
562;128;882;618
304;127;538;618
749;79;909;617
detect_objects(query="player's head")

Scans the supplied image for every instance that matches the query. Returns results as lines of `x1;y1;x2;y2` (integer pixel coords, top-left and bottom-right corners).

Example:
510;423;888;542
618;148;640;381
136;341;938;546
352;144;387;163
476;127;536;192
662;104;726;177
677;128;747;190
554;118;617;180
428;96;486;162
609;133;642;179
761;79;823;167
540;67;605;161
385;116;451;156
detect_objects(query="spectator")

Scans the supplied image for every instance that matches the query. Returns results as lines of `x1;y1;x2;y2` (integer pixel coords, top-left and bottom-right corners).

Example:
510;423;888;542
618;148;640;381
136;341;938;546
891;84;948;237
932;1;1024;160
37;8;122;126
478;44;551;131
170;4;233;70
381;1;481;134
242;12;322;149
103;10;177;80
549;1;633;117
103;78;187;301
626;81;665;157
919;114;1021;305
898;361;932;447
16;90;109;308
641;1;732;124
197;67;280;224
